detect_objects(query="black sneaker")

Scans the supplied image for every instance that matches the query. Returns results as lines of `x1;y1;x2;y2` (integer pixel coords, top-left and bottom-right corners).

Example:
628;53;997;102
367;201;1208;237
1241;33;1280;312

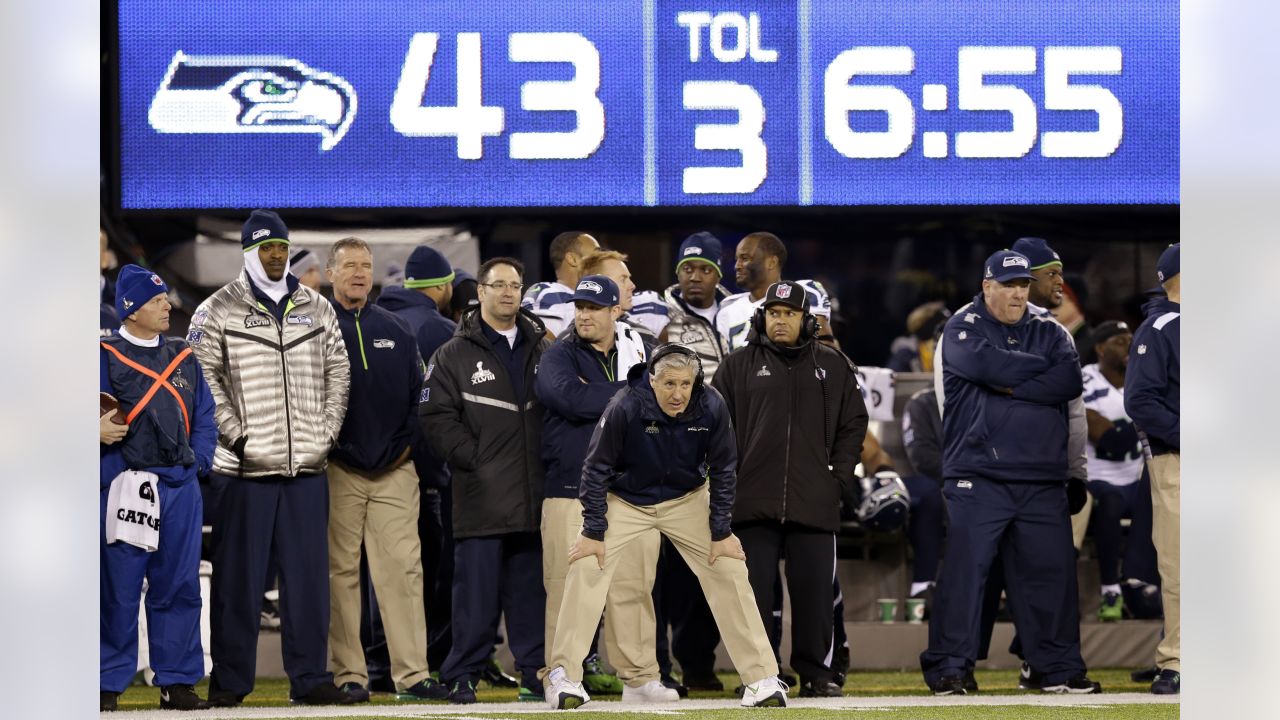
448;680;477;704
660;673;688;698
1150;669;1180;695
291;682;360;705
1018;662;1045;690
160;684;209;711
799;678;843;697
1042;674;1102;694
206;689;244;707
932;674;968;696
337;682;371;703
399;677;450;700
682;669;724;692
963;671;979;694
100;691;118;712
480;657;518;688
1131;666;1160;683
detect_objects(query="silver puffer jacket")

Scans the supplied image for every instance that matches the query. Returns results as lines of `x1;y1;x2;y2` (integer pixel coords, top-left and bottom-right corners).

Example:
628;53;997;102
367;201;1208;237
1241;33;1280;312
189;273;350;478
661;283;730;381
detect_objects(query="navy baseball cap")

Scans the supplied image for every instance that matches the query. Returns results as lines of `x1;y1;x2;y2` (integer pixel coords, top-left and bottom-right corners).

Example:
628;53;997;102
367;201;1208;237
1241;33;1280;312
570;275;620;307
1011;237;1062;270
676;232;723;276
762;281;806;311
1157;243;1179;283
984;250;1035;283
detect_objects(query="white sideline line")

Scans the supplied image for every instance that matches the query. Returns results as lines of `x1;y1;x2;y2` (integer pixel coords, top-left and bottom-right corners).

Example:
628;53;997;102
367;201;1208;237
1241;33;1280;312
118;693;1178;719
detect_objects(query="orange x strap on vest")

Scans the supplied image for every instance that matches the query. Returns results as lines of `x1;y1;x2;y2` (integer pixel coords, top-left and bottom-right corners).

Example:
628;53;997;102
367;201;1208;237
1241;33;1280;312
100;342;193;435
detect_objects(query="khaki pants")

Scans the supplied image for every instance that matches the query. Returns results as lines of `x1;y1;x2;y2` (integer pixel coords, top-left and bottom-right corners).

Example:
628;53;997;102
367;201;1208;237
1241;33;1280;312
542;498;661;687
1148;452;1180;672
328;459;429;690
548;486;777;686
1071;492;1093;551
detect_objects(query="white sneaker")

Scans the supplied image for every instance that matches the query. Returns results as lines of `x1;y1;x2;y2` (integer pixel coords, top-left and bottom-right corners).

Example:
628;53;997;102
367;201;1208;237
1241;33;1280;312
740;675;788;707
545;666;590;710
621;680;680;703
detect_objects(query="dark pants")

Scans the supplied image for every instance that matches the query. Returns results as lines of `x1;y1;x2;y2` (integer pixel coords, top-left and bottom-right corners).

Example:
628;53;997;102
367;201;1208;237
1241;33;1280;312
208;472;333;699
921;478;1085;688
1088;469;1159;586
100;480;205;692
440;533;545;687
654;537;721;677
363;484;453;686
904;475;945;583
737;522;836;683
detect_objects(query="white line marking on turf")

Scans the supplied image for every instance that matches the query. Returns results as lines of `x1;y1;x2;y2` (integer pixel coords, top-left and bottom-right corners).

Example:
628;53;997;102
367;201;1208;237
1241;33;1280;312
116;693;1178;719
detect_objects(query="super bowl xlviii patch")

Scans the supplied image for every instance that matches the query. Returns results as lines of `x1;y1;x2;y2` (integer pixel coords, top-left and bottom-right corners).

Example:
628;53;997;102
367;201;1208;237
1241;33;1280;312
645;422;659;434
244;314;271;329
286;313;313;326
756;364;771;377
373;338;395;349
169;367;189;389
470;361;496;385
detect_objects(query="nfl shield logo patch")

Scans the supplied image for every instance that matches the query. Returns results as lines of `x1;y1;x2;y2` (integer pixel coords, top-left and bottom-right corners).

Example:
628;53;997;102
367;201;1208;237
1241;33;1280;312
776;284;792;299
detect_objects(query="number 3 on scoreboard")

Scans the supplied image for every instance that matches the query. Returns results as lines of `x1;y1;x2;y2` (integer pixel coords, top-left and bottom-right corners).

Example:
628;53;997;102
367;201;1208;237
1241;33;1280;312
682;81;767;194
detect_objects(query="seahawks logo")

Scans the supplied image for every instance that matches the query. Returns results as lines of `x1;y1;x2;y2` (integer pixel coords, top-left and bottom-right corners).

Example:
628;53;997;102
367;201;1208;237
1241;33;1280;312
149;51;357;151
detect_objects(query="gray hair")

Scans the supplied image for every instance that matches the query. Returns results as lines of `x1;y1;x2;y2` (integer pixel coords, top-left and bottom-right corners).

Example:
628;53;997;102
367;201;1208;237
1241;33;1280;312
652;350;698;379
326;236;371;269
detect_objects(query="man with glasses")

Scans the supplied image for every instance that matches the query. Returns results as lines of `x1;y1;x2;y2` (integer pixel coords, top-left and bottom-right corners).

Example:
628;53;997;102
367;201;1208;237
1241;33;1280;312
419;258;552;704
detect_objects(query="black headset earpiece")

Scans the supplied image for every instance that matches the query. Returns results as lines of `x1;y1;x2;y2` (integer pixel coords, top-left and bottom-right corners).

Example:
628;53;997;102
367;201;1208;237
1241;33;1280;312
649;343;705;389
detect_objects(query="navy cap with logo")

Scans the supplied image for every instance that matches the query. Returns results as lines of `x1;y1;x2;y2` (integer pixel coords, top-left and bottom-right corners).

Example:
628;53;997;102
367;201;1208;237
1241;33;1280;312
762;281;806;312
1091;320;1132;346
983;250;1035;283
1156;243;1179;283
676;231;723;276
1011;236;1062;270
570;274;620;307
115;264;169;321
241;209;290;251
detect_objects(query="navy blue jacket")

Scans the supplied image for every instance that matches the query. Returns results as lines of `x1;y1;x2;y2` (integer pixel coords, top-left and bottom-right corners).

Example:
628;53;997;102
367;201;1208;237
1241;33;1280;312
377;286;457;487
580;367;738;542
100;334;217;488
1124;296;1180;454
329;300;424;474
939;294;1083;483
535;325;648;499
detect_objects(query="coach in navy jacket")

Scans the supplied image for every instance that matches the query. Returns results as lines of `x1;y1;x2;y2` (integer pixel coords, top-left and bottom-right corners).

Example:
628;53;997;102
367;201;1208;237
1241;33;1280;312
920;250;1099;696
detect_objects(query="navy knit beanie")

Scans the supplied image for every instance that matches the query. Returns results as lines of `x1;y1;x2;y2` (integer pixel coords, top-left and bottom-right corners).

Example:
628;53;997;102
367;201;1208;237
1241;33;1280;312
241;209;290;251
1010;237;1062;270
404;246;455;288
115;264;169;321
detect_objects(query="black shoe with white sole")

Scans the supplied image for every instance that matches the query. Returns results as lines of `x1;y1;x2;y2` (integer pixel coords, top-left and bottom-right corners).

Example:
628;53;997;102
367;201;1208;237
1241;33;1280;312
1041;674;1102;694
160;684;210;710
932;675;968;696
1018;662;1045;690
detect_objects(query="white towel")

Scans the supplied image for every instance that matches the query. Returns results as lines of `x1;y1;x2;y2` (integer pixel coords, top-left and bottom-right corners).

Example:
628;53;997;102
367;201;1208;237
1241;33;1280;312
106;470;161;552
856;366;898;423
614;321;649;379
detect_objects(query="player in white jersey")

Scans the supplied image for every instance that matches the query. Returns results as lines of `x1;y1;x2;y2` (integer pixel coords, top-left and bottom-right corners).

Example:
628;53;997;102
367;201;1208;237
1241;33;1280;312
521;232;600;337
714;232;832;352
1080;320;1151;621
580;249;667;340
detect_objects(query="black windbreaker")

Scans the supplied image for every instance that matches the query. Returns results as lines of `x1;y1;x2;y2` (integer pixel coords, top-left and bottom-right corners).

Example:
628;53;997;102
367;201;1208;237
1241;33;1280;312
418;307;550;538
711;330;868;532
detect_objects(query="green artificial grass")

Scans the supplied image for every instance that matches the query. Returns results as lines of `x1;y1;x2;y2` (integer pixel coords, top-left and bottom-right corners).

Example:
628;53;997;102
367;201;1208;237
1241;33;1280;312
115;667;1159;710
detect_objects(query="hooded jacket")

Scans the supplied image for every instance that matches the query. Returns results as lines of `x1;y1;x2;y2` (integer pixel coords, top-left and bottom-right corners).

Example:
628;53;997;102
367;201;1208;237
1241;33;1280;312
661;283;730;381
937;293;1083;482
376;286;458;487
1124;295;1180;454
535;322;649;499
579;366;738;542
189;271;350;478
711;327;868;532
418;307;550;538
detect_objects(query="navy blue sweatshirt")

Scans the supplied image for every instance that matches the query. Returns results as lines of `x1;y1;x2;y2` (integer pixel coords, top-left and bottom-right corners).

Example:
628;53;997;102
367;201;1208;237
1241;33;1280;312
535;325;646;499
376;287;458;487
579;367;738;541
1124;296;1180;454
939;294;1083;483
329;300;424;473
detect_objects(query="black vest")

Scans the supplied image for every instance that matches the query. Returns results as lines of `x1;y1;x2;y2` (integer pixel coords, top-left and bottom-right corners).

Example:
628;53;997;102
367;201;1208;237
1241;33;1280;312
101;335;199;470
